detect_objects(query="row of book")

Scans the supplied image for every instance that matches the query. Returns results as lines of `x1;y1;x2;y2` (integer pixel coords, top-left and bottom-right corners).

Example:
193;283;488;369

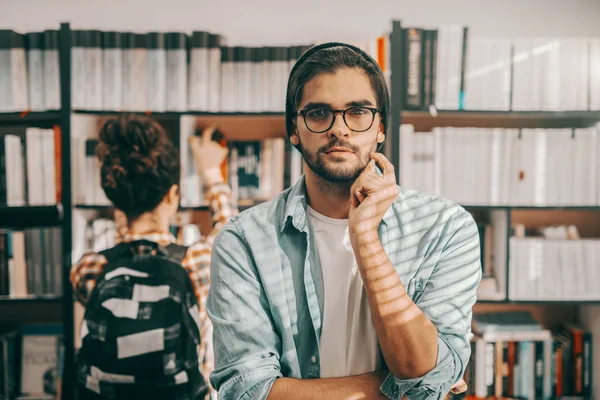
178;129;303;207
400;124;600;206
402;25;600;111
74;134;304;208
509;236;600;301
0;30;60;113
0;229;63;297
467;312;593;399
0;127;62;206
0;326;64;400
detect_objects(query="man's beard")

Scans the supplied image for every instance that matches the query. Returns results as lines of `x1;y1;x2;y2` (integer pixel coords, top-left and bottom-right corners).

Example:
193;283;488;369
297;138;369;183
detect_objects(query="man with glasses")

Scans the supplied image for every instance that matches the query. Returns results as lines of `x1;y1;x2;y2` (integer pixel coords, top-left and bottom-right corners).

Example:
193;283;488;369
207;42;480;399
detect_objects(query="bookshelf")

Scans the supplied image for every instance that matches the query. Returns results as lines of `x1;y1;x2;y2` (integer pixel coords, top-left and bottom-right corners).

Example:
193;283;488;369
390;19;600;398
1;17;599;399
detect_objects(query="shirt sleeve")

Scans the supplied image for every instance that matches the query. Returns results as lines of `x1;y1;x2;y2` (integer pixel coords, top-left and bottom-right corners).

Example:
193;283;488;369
204;182;239;246
69;252;108;305
206;220;283;400
181;241;215;393
380;208;482;400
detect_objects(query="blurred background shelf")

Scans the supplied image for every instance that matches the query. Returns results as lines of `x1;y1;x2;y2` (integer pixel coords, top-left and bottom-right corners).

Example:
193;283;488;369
0;205;63;229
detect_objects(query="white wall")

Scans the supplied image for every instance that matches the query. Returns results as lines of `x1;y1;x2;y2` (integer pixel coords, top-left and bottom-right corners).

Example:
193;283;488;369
1;0;600;45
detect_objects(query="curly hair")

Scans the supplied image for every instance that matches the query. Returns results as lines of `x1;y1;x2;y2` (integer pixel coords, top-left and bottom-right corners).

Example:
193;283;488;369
96;114;180;219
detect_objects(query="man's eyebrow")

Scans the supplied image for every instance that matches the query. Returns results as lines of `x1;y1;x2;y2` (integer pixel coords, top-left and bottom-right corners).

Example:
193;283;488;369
346;99;375;107
301;99;376;110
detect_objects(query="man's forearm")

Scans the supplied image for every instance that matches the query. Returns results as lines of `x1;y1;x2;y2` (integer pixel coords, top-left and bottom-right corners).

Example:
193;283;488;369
267;372;387;400
353;233;439;379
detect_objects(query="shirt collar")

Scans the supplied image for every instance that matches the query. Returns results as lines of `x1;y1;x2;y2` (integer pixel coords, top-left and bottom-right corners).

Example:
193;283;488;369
281;176;396;233
121;230;177;246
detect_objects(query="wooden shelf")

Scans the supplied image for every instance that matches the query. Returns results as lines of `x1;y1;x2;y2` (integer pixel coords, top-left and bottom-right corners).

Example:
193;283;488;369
0;295;63;304
0;205;63;229
0;111;61;127
403;109;600;130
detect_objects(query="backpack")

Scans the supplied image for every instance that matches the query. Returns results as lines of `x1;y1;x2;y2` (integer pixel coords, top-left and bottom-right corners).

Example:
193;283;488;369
76;239;208;400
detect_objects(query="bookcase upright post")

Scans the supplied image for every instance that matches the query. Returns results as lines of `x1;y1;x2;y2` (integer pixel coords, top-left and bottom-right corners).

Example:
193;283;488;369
389;20;404;185
59;21;75;400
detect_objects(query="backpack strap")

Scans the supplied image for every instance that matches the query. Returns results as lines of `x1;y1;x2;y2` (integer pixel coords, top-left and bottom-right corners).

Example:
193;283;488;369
163;243;189;263
98;242;134;263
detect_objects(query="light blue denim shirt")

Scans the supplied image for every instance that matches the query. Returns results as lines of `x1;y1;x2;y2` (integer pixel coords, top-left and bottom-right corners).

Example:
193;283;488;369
207;177;481;400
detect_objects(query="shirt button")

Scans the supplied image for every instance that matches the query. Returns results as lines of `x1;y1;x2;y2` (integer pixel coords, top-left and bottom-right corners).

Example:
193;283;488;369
310;356;317;364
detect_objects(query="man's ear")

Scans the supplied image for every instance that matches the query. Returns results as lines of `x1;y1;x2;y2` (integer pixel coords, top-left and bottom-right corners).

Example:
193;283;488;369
290;132;300;146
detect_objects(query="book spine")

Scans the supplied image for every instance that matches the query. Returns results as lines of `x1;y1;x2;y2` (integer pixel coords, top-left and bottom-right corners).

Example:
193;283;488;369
0;233;8;295
26;32;45;111
459;26;469;110
582;331;592;399
486;341;496;396
188;31;209;111
0;137;6;206
534;340;545;399
166;32;187;111
43;30;60;110
53;126;62;203
0;32;11;112
102;31;123;111
71;30;87;110
146;32;166;112
430;30;438;107
12;32;29;112
87;30;103;110
404;28;424;110
207;34;222;112
220;47;234;112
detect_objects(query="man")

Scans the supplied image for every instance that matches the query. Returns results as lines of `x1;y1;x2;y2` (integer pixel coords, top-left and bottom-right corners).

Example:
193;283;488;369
207;43;481;399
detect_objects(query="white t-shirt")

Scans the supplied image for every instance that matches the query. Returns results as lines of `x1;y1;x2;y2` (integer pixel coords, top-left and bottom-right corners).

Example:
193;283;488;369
307;206;382;378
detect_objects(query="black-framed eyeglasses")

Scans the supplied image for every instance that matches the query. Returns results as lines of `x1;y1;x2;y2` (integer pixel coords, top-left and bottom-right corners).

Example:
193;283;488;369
297;106;380;134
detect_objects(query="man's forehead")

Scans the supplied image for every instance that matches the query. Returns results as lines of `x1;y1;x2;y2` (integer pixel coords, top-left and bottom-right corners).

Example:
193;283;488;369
299;69;377;108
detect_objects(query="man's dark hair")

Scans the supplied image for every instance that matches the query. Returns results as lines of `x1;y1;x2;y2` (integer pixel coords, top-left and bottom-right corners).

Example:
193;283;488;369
96;114;180;219
285;43;390;144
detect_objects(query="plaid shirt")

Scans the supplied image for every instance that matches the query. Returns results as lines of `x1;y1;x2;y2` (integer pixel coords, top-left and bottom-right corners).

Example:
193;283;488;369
70;182;237;396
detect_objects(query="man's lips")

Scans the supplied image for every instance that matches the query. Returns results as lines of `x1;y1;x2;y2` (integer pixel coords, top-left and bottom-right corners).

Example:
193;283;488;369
324;147;353;153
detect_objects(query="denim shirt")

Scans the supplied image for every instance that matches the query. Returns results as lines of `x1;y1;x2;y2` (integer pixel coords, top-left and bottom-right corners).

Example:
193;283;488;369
207;177;482;400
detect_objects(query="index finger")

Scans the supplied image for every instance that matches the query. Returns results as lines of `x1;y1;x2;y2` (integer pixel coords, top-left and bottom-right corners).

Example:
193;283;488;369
201;123;218;145
369;152;394;177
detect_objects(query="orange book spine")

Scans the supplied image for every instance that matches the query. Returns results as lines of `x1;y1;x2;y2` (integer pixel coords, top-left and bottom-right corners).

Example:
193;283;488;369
53;125;62;203
376;36;386;72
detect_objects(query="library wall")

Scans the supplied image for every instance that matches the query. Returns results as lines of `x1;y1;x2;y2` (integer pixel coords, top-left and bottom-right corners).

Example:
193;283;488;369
1;0;600;44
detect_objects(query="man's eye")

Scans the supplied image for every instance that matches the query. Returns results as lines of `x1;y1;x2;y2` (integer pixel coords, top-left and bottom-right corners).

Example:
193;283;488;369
306;109;330;120
348;107;367;115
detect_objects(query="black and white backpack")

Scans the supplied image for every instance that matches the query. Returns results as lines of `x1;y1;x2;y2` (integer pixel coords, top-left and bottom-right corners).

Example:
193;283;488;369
76;239;208;400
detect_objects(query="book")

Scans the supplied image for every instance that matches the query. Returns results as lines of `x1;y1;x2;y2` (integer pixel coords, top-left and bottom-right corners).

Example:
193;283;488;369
166;32;187;111
42;30;60;110
25;32;44;111
102;31;123;111
146;32;167;112
0;30;28;112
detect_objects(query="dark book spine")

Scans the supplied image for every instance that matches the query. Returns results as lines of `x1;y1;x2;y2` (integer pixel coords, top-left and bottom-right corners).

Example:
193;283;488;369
0;233;8;295
502;341;509;396
404;28;424;109
0;137;6;205
583;332;592;399
486;341;496;396
534;341;544;399
459;26;469;110
430;30;438;106
422;30;432;108
507;341;515;397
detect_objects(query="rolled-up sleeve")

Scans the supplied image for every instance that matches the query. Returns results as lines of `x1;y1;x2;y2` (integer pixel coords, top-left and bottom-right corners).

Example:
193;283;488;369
381;208;482;400
206;219;283;400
